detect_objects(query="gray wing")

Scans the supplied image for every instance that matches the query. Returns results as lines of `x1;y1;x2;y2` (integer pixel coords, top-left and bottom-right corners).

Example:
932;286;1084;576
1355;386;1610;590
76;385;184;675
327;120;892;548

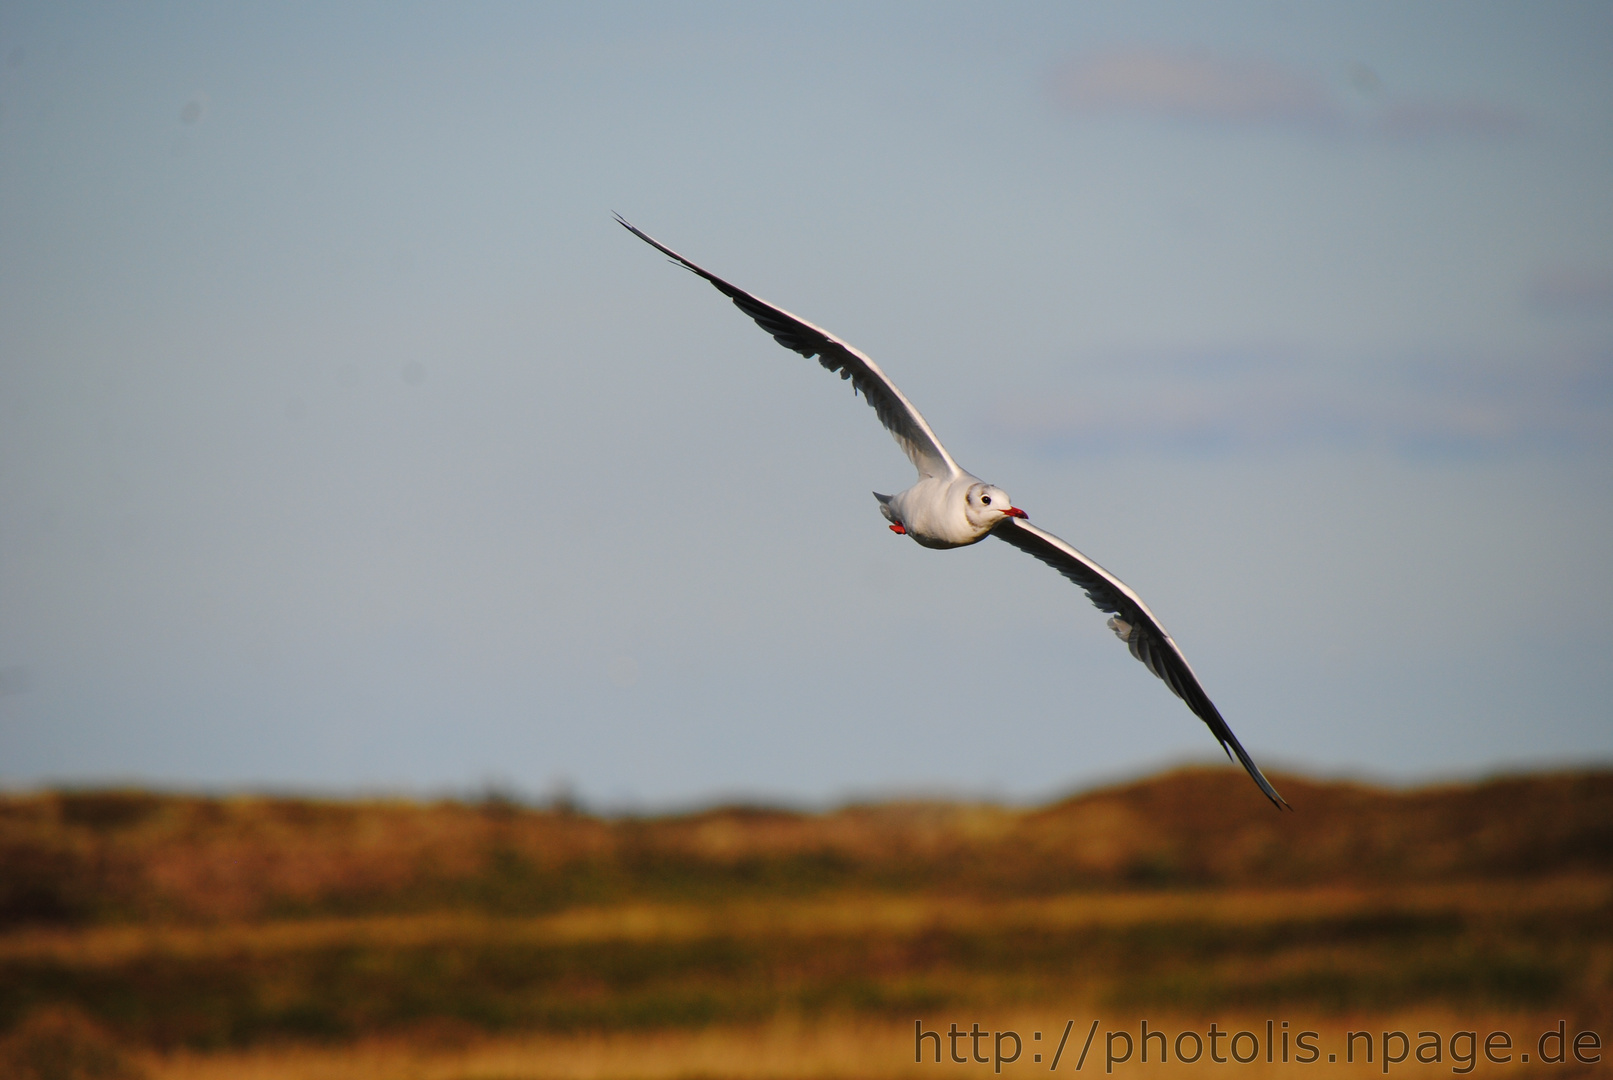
996;516;1288;810
617;216;960;481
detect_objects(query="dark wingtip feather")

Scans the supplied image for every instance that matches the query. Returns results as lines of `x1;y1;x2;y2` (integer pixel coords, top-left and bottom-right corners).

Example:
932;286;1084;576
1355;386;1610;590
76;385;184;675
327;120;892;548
1201;719;1288;811
1233;740;1291;811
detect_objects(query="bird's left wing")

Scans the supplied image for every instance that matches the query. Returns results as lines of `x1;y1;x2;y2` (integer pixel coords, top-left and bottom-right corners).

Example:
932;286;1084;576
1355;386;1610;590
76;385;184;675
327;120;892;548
995;516;1289;809
617;216;961;481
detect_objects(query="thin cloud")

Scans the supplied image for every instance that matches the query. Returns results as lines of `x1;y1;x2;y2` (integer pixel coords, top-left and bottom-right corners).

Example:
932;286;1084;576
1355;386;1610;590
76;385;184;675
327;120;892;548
1375;100;1529;142
1049;49;1527;143
991;350;1612;460
1051;49;1340;127
1527;267;1613;317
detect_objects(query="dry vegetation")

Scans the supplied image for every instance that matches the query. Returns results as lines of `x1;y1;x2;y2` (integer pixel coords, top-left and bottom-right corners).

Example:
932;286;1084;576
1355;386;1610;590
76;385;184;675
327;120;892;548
0;766;1609;1078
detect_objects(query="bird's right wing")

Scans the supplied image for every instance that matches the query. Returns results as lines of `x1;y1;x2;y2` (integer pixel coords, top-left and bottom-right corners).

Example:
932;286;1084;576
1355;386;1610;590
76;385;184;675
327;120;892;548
995;516;1288;810
617;216;961;480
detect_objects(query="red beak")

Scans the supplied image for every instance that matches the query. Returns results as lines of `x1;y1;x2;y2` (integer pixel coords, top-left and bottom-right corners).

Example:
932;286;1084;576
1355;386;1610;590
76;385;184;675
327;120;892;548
1005;506;1028;519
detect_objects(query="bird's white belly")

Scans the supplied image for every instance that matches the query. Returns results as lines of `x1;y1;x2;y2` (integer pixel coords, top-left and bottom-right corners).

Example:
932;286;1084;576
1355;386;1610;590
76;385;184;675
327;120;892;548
890;476;987;548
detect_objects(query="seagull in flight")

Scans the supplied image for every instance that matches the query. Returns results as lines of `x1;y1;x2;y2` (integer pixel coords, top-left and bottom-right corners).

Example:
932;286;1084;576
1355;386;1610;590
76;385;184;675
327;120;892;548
618;216;1288;810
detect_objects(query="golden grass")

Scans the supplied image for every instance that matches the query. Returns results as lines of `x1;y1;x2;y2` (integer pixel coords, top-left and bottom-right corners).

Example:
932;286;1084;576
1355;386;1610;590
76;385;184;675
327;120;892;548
2;875;1607;968
7;768;1612;927
4;768;1610;1069
143;1010;1597;1080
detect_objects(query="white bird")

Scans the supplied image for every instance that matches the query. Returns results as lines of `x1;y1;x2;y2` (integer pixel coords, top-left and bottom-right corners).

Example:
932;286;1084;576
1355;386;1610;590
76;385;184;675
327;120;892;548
618;216;1288;810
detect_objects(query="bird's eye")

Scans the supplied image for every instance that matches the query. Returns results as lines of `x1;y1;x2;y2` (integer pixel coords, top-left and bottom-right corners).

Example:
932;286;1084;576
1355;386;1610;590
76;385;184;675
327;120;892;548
981;495;992;505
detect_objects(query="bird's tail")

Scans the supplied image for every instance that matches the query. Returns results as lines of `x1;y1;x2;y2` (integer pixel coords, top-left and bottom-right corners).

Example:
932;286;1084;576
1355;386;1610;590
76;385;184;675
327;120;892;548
872;492;896;523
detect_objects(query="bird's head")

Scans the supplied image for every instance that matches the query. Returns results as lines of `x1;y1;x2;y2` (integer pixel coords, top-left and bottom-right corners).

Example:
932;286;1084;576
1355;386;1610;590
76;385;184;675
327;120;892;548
963;482;1028;531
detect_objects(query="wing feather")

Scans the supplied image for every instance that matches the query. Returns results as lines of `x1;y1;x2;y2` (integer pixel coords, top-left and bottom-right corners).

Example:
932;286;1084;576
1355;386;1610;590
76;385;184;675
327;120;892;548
995;517;1289;810
617;216;960;480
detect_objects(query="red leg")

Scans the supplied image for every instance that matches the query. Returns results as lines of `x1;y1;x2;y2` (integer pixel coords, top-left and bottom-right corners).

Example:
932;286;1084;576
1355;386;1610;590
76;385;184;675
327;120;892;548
889;522;906;535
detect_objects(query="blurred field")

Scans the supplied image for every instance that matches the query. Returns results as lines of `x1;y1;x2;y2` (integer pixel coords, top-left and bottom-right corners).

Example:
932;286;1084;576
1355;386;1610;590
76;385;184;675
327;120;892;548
1;766;1608;1078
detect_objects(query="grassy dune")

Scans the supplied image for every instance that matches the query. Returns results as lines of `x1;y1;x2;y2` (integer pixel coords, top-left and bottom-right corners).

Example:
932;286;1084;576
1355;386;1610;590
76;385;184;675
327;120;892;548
0;767;1609;1077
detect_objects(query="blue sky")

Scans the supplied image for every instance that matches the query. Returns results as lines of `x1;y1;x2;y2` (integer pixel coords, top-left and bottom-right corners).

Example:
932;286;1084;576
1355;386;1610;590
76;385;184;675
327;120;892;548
1;3;1609;807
